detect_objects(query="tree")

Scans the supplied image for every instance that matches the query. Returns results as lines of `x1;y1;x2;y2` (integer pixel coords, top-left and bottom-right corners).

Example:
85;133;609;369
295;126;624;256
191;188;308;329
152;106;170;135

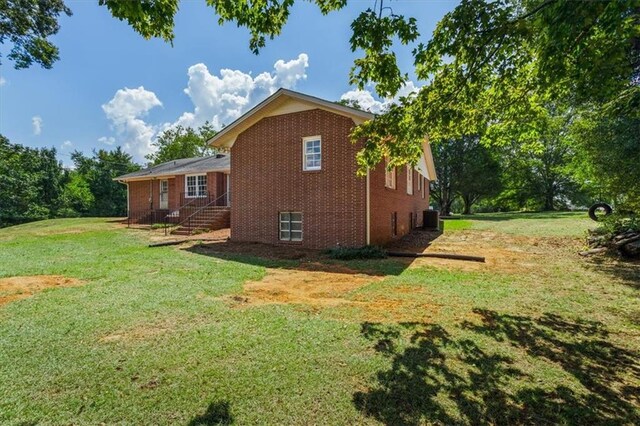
71;147;140;216
59;172;94;217
0;0;72;68
430;140;458;216
569;109;640;212
4;0;637;208
0;134;66;225
455;137;502;214
491;107;586;211
91;0;639;170
430;135;502;215
145;122;217;165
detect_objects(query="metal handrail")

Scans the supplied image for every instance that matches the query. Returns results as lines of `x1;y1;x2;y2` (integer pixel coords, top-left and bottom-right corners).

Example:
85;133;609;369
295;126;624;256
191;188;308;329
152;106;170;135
166;192;228;235
160;194;202;234
127;209;166;227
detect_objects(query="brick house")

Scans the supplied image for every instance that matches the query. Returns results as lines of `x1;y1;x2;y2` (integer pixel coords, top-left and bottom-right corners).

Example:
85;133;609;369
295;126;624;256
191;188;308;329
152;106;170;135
208;89;436;249
115;155;230;233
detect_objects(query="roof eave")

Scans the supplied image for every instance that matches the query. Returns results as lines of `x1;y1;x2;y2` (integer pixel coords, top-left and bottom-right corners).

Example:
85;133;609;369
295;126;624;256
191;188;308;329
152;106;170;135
208;88;374;149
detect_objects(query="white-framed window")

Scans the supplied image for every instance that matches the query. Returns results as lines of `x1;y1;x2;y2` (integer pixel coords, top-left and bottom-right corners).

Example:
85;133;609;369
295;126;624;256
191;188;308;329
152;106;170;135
406;165;414;195
421;177;426;199
186;174;207;198
385;158;396;189
418;174;422;192
279;212;303;241
303;136;322;171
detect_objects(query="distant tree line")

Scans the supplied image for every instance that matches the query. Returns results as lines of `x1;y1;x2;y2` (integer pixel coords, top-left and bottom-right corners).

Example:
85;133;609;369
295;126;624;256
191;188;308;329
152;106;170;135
0;135;139;227
430;104;639;215
0;123;219;227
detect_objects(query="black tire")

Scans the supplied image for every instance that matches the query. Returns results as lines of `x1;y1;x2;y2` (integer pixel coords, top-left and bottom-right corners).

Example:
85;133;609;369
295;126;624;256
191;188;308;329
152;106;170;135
588;203;612;221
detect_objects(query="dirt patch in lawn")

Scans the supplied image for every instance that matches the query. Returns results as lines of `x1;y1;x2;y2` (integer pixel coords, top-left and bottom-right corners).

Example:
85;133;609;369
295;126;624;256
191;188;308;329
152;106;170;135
0;275;84;306
99;318;179;343
390;229;580;274
216;269;439;322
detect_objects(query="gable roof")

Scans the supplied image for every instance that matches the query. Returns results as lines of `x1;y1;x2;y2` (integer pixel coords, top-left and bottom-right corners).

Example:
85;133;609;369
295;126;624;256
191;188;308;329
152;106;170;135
114;154;230;182
207;88;437;181
208;88;374;149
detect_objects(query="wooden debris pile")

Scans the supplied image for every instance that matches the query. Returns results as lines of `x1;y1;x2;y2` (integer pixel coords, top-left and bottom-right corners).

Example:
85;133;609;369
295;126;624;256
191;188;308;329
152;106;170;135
582;229;640;258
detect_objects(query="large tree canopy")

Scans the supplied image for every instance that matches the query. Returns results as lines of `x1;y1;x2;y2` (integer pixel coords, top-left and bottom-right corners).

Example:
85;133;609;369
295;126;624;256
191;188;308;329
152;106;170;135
3;0;638;209
146;122;217;165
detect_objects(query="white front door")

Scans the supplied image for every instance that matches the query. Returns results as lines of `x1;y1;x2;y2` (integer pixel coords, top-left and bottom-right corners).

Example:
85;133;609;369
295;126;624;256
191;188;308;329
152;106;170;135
159;180;169;209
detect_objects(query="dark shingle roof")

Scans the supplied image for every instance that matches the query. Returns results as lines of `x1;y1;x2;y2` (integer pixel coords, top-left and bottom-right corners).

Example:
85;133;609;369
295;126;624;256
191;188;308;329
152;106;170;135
115;155;230;181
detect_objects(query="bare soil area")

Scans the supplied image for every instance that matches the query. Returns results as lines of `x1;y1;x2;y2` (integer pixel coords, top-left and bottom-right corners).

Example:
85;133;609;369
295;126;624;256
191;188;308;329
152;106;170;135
0;275;84;306
389;229;579;274
215;268;444;322
205;229;594;321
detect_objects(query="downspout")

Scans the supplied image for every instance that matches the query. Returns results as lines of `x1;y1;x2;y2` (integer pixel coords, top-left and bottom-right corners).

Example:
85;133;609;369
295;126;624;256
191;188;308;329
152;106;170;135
126;182;130;217
149;179;153;210
366;168;371;245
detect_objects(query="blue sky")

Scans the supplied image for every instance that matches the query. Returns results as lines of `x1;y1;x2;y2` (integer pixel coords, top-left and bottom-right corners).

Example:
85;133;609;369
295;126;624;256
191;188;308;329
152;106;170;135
0;1;458;165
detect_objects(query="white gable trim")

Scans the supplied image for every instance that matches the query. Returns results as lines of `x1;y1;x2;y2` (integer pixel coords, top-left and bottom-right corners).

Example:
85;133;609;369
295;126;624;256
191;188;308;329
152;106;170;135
208;88;373;149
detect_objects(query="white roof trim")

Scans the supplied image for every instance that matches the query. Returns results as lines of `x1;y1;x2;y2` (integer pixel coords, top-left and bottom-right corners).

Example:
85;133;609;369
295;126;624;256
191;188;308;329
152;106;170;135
208;88;374;148
415;138;437;181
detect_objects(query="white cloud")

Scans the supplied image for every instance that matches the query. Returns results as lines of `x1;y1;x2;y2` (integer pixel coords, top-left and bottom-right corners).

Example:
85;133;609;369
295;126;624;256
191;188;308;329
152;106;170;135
102;54;310;162
340;81;421;114
173;53;309;129
0;77;6;87
31;115;44;136
102;86;162;162
32;116;43;135
98;136;115;146
60;140;73;150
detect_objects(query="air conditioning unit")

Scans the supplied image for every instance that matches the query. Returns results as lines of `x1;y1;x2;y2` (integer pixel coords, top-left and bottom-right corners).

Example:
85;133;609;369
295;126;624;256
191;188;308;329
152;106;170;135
423;210;440;230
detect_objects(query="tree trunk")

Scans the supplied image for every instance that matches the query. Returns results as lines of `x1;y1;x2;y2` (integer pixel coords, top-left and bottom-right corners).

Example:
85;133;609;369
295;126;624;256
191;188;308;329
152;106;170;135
462;195;472;215
440;200;453;216
543;190;555;211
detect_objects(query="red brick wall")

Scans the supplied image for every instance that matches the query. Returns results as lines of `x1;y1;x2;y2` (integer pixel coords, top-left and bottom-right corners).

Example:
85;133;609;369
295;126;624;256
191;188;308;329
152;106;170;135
369;164;431;246
127;180;152;214
206;172;227;205
127;172;228;215
230;109;367;249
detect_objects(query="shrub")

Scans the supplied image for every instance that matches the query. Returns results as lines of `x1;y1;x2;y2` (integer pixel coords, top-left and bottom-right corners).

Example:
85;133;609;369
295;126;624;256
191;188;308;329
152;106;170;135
599;213;640;235
325;245;387;260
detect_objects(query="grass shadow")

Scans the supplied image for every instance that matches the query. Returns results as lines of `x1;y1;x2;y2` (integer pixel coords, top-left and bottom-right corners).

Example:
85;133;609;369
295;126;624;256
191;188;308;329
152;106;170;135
183;240;411;276
354;310;639;424
188;400;233;425
584;256;640;290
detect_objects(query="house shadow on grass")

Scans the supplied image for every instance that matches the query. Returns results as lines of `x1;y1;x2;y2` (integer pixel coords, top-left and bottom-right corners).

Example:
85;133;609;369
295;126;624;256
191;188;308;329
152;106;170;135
182;237;441;277
188;400;233;425
354;310;639;425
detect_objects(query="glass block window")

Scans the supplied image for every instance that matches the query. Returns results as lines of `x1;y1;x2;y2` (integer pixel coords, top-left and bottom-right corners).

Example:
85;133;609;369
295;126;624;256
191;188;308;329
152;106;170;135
279;212;303;241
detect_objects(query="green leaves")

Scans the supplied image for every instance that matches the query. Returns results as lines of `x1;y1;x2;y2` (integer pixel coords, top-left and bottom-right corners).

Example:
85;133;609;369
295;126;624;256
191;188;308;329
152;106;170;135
99;0;179;43
349;9;419;97
146;122;217;165
0;0;72;68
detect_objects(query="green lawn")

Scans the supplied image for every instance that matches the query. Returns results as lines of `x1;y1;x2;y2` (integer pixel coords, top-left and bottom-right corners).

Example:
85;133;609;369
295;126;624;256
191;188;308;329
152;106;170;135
0;214;638;425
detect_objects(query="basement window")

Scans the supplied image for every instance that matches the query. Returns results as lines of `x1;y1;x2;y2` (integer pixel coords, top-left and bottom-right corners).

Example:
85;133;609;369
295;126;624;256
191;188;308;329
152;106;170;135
280;212;303;241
